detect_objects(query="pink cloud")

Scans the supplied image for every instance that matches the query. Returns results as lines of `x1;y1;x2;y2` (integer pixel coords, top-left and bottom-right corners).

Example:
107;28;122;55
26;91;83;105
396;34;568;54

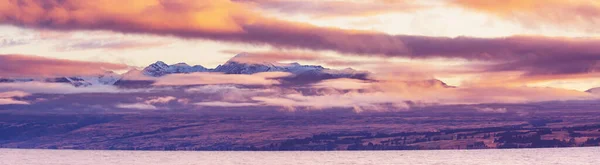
152;72;292;86
3;0;600;79
0;98;29;105
0;82;145;94
193;101;261;107
185;85;277;102
474;107;508;113
237;0;424;17
0;54;128;78
0;91;30;98
115;103;158;110
144;96;177;104
451;0;600;33
252;92;410;112
312;78;373;90
0;91;30;105
247;76;598;111
588;87;600;95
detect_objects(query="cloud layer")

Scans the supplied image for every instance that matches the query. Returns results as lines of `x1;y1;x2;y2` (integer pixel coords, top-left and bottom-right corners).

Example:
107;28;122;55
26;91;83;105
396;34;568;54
451;0;600;33
0;54;128;77
237;0;423;17
2;0;600;111
0;91;30;105
3;0;600;74
152;72;292;86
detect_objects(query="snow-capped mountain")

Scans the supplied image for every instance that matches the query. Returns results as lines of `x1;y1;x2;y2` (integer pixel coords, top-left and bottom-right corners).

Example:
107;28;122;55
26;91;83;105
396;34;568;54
211;60;371;85
214;61;287;74
45;72;122;87
45;77;93;87
0;71;122;87
0;78;34;83
213;60;330;75
141;53;369;79
212;53;324;74
97;71;122;85
109;54;371;87
0;53;448;88
142;61;208;77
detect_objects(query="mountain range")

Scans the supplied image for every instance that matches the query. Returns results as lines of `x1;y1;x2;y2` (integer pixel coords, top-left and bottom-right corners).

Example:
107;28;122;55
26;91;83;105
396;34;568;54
0;53;370;87
1;53;598;92
0;71;121;87
142;53;367;77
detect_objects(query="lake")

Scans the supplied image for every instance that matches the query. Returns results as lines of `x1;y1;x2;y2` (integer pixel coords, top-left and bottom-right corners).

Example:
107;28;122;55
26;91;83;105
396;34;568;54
1;147;599;165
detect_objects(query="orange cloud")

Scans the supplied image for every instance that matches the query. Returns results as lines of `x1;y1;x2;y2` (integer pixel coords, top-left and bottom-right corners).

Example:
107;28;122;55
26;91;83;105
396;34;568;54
0;54;128;77
0;0;252;33
237;0;423;17
0;0;412;56
451;0;600;32
4;0;600;80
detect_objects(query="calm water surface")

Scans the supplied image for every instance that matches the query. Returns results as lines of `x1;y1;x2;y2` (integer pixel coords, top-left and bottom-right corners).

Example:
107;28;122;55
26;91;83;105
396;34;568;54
1;147;599;165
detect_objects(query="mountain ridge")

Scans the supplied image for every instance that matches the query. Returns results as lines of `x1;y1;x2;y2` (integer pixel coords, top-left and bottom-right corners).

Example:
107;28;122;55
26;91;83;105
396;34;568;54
142;61;208;77
0;53;447;88
141;53;357;76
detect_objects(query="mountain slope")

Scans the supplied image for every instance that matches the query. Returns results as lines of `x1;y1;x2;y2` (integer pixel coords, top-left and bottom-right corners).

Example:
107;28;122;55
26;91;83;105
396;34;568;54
0;71;122;87
138;53;371;85
142;61;208;77
0;53;450;88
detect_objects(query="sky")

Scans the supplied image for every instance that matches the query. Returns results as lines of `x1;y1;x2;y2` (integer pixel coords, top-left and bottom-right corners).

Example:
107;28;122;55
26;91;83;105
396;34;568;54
1;0;600;111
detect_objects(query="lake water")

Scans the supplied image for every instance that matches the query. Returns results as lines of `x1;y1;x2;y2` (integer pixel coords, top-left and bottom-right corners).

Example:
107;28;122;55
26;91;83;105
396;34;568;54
1;147;599;165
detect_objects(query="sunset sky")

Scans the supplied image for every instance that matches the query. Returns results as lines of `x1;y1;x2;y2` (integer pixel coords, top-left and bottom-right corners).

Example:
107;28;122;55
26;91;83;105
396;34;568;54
1;0;600;110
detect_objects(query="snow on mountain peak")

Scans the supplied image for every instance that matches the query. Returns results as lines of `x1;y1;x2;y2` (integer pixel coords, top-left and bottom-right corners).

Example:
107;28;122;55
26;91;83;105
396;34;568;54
151;61;169;68
143;61;208;77
39;71;123;87
214;61;284;74
1;52;375;88
139;53;368;79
